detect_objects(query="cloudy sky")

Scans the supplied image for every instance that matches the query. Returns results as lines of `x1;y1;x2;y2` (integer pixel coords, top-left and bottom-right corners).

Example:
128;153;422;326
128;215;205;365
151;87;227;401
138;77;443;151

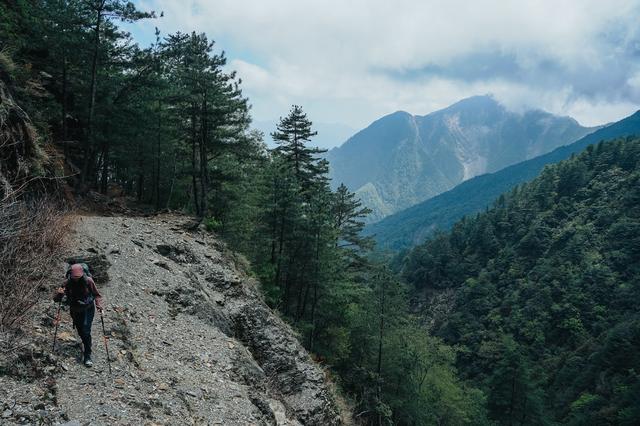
128;0;640;147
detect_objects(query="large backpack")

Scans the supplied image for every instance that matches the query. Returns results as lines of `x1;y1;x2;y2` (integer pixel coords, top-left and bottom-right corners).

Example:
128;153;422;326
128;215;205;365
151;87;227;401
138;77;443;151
65;263;95;309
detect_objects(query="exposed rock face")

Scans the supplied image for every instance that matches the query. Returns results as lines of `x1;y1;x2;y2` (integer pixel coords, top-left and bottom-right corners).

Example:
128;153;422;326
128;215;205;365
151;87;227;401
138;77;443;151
0;214;341;425
326;95;596;222
233;305;336;424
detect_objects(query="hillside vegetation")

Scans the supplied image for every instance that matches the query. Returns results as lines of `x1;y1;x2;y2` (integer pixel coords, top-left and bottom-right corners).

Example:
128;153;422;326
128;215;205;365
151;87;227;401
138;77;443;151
403;137;640;424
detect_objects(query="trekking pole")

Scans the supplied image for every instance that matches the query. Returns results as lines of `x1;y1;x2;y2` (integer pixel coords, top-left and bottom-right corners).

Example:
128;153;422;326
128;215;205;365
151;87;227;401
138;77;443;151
99;310;112;375
52;299;62;352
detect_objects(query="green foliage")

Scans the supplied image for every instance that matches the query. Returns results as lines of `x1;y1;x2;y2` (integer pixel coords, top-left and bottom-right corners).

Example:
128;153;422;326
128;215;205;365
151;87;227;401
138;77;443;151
234;106;489;424
403;137;640;424
203;216;221;232
0;0;250;212
2;4;492;423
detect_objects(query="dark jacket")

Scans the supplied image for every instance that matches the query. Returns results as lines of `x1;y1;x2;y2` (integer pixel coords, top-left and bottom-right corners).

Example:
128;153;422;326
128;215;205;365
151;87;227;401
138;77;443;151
54;276;104;311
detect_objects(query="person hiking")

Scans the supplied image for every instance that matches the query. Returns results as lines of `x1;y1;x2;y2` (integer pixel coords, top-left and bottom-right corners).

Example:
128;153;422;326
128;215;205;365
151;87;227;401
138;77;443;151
53;263;104;367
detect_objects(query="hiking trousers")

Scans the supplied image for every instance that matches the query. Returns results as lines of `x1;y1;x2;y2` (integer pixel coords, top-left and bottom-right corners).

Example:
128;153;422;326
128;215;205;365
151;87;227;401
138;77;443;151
70;303;95;357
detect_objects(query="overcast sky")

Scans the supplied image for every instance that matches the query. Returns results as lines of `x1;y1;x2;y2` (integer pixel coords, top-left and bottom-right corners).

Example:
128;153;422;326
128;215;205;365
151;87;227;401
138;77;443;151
128;0;640;146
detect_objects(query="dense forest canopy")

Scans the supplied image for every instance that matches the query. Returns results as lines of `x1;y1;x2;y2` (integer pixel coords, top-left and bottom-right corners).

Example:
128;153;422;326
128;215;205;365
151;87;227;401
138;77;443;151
403;137;640;424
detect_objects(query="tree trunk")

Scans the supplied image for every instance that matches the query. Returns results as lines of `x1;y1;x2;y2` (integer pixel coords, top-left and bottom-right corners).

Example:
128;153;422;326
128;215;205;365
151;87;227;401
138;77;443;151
81;2;104;189
508;373;517;426
282;250;296;316
61;53;68;157
274;205;287;289
295;255;311;321
299;229;320;321
154;99;162;210
191;105;200;215
199;93;208;215
376;273;386;426
298;278;311;322
99;140;109;194
165;147;178;208
136;136;144;202
308;277;319;351
270;176;279;264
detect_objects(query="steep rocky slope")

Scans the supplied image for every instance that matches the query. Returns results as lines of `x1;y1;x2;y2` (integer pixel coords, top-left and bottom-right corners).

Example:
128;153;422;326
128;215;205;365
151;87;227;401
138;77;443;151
326;95;596;222
0;214;341;425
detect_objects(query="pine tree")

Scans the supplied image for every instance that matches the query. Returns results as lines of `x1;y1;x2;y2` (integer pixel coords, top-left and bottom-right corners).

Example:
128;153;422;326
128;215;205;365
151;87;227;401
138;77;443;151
333;182;374;257
80;0;155;188
271;105;326;190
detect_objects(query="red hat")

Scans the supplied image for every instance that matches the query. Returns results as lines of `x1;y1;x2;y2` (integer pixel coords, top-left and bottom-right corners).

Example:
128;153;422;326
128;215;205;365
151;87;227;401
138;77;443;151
70;264;84;279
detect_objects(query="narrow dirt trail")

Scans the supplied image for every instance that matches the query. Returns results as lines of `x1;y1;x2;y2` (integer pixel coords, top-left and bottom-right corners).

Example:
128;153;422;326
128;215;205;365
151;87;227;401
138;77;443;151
49;214;339;425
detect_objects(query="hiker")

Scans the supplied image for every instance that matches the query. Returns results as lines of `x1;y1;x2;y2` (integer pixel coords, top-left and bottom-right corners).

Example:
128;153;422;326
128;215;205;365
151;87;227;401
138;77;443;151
53;264;104;367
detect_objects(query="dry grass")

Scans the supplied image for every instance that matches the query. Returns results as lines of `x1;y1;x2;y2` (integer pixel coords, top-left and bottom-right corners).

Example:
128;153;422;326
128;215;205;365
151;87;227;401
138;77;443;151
0;51;72;364
0;198;73;356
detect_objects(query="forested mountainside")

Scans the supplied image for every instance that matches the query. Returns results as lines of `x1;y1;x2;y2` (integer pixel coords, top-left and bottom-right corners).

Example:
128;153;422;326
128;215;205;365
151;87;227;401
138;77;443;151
1;2;491;424
367;110;640;250
402;137;640;424
327;95;595;222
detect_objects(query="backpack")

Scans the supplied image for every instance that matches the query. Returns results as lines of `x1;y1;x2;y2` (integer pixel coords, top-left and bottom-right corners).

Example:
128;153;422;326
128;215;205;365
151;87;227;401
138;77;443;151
65;263;95;309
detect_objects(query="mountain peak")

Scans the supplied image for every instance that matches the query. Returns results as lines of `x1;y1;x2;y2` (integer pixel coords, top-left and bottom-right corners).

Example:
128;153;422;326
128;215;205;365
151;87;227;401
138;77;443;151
380;110;413;121
448;94;499;108
436;95;504;118
327;96;595;222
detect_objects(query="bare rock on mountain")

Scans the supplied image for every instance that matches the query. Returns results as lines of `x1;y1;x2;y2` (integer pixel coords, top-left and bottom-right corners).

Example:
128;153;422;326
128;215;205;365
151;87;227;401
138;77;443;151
233;303;339;424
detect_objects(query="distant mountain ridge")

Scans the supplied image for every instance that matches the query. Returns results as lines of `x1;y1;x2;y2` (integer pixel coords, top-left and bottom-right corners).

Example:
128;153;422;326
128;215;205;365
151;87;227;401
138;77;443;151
327;95;596;222
366;109;640;250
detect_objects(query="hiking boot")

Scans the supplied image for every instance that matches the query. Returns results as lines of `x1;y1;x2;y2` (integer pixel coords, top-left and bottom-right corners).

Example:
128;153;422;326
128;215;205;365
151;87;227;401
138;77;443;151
84;356;93;367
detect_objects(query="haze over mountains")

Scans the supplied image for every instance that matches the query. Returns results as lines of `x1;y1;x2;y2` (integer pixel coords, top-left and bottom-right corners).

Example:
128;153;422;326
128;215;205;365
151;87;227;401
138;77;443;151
327;95;597;222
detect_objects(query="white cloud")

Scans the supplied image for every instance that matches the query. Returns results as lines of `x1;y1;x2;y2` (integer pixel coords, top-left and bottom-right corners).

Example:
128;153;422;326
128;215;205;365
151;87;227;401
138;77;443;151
131;0;640;138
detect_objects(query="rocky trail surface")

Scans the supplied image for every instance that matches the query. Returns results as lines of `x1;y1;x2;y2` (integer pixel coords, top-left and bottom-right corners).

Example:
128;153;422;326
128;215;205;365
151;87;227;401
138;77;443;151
1;214;341;425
